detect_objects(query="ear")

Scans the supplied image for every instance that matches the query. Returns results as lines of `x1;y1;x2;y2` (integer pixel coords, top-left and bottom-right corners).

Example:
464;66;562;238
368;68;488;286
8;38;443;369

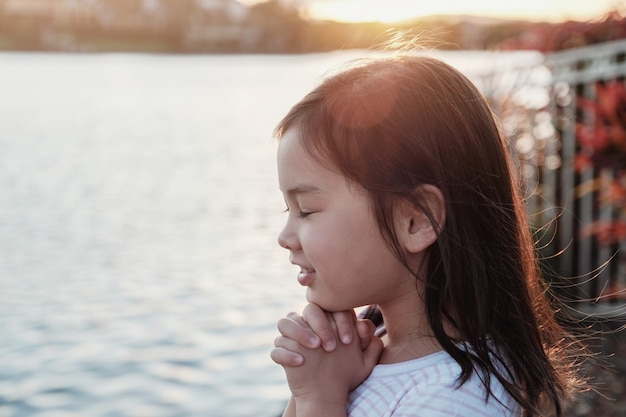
397;184;446;254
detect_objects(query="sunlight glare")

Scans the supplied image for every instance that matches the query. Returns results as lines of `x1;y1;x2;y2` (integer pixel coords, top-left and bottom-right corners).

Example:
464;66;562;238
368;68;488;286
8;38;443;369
307;0;443;23
306;0;616;23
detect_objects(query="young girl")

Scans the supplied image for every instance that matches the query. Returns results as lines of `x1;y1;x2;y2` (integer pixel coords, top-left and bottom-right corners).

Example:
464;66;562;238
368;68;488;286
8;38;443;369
270;53;584;417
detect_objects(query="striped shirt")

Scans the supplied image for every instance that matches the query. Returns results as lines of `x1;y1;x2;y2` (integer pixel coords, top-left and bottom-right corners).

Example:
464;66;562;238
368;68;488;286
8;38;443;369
347;349;521;417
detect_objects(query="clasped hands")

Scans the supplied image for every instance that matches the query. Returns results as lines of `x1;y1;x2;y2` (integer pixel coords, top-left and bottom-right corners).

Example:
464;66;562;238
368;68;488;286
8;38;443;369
271;303;384;410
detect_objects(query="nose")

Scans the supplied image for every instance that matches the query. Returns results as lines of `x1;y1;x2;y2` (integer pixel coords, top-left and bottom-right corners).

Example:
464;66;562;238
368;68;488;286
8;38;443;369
277;219;299;251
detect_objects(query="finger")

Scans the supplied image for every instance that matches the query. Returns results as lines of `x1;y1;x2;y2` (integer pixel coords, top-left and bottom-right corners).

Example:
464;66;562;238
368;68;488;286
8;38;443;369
270;347;304;367
332;310;357;345
356;319;377;350
273;334;308;363
286;311;307;325
277;316;321;349
362;336;384;370
302;303;338;352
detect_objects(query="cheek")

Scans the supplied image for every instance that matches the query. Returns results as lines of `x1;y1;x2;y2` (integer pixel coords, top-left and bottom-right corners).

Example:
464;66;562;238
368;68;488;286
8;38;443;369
299;222;348;265
300;223;336;254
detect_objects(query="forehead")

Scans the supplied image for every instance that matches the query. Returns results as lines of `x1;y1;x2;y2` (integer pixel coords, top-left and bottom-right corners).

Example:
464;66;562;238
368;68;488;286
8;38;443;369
276;128;305;165
277;129;315;180
277;128;337;191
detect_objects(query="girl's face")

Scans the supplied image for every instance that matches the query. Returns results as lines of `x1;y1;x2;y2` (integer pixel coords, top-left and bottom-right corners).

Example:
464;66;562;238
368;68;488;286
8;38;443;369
277;128;416;312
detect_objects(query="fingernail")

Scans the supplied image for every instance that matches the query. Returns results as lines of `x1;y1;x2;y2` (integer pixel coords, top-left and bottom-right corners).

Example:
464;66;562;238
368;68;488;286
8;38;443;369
323;339;336;351
293;355;303;365
341;334;352;344
309;336;320;347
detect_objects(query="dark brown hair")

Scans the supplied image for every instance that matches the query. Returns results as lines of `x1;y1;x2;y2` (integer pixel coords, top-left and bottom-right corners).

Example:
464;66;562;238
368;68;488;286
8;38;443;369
274;54;583;416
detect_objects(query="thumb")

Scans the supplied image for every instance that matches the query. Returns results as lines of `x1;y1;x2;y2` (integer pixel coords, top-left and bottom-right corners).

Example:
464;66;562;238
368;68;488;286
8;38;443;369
362;336;384;369
356;319;376;350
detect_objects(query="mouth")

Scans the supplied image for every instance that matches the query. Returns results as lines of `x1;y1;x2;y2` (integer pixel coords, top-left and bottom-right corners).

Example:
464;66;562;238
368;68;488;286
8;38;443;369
297;267;315;286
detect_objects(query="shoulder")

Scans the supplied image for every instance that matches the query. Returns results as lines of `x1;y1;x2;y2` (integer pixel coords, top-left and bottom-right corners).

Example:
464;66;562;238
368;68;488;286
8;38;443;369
348;350;521;417
393;368;520;417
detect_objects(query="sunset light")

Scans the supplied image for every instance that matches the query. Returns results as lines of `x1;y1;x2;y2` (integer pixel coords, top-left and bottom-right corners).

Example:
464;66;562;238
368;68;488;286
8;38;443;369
304;0;618;23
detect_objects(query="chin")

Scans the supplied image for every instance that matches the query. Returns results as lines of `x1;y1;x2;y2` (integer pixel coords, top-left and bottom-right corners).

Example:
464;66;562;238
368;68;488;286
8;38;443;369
307;294;352;313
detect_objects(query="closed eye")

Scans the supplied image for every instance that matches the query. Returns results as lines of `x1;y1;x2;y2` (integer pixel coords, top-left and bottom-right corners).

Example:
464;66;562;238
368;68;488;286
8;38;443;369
282;196;316;218
283;206;313;219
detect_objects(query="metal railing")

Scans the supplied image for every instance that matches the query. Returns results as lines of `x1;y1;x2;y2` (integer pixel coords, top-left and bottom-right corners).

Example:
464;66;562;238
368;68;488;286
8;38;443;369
473;40;626;316
543;40;626;316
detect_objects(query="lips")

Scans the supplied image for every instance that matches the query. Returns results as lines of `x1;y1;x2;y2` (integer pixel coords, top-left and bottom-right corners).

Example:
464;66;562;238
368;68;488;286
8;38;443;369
297;267;315;286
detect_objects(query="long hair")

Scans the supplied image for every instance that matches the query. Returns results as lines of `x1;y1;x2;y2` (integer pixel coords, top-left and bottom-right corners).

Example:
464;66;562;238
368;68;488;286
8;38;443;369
274;54;582;416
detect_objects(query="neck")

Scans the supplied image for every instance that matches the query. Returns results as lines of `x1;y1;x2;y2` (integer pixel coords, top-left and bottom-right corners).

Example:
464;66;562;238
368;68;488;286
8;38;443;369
376;295;443;364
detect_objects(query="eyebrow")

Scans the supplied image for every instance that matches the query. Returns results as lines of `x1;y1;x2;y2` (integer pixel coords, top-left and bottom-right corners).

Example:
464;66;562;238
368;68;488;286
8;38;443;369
283;185;324;197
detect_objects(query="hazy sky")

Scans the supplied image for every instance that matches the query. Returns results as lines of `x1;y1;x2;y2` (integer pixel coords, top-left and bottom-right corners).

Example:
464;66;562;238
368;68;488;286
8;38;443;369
241;0;622;23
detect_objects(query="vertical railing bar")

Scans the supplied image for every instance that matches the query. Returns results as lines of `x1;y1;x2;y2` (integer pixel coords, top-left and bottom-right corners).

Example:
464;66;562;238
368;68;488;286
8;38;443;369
556;85;576;280
597;168;614;300
577;78;596;298
618;207;626;297
541;101;558;261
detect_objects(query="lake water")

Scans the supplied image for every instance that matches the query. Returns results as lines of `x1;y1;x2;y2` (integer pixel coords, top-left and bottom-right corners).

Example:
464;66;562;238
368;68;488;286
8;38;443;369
0;50;543;417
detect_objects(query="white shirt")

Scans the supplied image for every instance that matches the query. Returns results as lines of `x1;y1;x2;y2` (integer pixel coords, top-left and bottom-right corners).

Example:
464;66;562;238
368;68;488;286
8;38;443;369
347;349;521;417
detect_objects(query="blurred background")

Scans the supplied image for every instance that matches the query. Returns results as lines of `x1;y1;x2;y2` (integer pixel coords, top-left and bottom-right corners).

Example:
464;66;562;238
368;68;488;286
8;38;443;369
0;1;625;416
